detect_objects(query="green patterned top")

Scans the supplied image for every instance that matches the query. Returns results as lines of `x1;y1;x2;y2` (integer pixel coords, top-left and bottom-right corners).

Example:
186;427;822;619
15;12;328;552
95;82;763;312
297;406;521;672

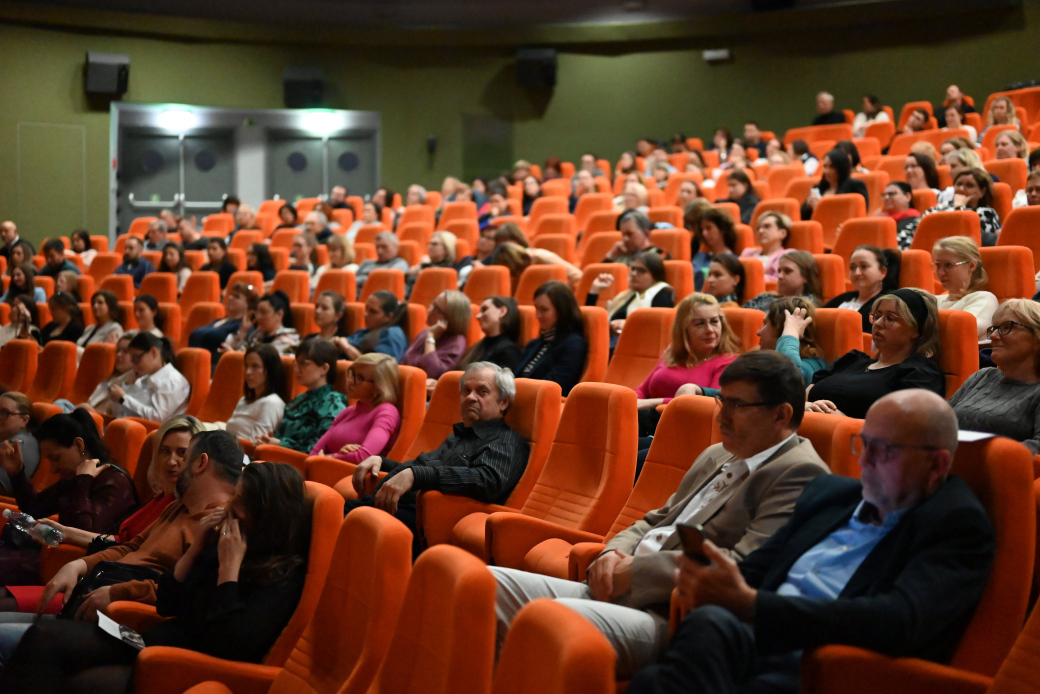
273;385;347;453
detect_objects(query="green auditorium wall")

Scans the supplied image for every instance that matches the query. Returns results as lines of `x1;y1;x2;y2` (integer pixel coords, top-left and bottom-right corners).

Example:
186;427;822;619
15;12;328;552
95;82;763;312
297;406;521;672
0;0;1036;243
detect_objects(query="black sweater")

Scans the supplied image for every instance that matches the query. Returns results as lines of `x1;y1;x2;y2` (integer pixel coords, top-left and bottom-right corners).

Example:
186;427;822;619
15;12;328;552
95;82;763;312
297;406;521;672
809;351;945;419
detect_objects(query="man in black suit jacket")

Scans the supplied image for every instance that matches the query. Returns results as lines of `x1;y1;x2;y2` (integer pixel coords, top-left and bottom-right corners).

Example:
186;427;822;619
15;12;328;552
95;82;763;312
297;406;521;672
629;389;995;694
0;220;35;264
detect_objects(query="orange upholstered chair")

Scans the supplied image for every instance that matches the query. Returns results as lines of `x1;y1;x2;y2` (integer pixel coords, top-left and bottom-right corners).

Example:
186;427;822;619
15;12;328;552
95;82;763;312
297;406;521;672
939;309;980;397
898;249;934;291
314;269;357;301
832;217;897;269
26;341;77;402
664;260;694;300
175;348;211;418
154;508;413;694
579;306;609;384
813;309;867;363
180;272;221;316
159;303;182;346
739;257;766;300
181;302;226;349
579;232;622;268
492;394;714;577
801;436;1034;686
984;158;1029;193
577;263;629;309
584;210;622;237
436;201;479;231
996;207;1040;272
851;171;890;212
421;382;636;562
492;600;615;694
0;339;39;393
103;419;148;479
138;273;177;304
223;271;264;301
359;269;405;302
604;307;675;391
722;307;763;351
573;193;615;233
750;198;801;228
531;234;575;264
87;253;122;285
100;274;135;302
463;265;511;305
812;194;867;250
399;204;435;229
272;270;310;304
123;481;347;693
979;246;1033;302
650;228;692;261
530;214;576;240
195;351;244;424
909;210;982;251
382;364;429;462
515;265;568;306
647;206;683;229
766;166;807;199
795;412;863;479
814;253;848;303
912;189;937;213
409;267;458;307
527;198;568;231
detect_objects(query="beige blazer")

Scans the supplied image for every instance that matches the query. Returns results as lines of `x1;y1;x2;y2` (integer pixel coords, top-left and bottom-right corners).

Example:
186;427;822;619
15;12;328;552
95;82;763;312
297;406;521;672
604;437;829;609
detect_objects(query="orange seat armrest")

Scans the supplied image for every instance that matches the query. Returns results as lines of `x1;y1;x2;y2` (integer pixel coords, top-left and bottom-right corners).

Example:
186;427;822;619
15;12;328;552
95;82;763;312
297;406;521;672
135;646;280;694
416;490;509;547
104;601;170;633
800;645;991;694
39;543;88;584
567;541;608;581
486;512;604;570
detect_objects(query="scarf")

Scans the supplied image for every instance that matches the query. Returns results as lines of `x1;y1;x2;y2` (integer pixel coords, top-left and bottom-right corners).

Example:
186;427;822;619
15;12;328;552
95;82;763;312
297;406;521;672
520;328;556;377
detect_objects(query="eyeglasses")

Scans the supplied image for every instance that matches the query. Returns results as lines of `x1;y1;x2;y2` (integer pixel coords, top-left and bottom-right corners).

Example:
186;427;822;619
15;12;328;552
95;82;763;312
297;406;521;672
868;312;902;326
714;395;782;412
630;266;649;274
851;434;942;462
880;191;904;198
987;320;1031;338
931;260;970;273
348;370;373;384
0;410;25;421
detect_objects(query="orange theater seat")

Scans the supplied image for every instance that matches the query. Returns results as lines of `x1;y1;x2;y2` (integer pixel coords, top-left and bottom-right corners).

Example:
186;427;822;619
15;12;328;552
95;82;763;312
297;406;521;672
139;273;178;303
577;263;628;309
530;213;576;240
579;232;622;269
781;177;817;206
409;267;458;307
176;348;211;418
491;394;715;577
812;194;867;250
180;272;221;316
814;253;847;303
909;210;982;251
527;197;568;231
812;309;866;362
436;201;479;231
195;351;245;424
573;193;615;233
832;217;897;269
996;206;1040;272
532;234;576;264
181;302;225;349
65;343;116;406
579;306;609;385
939;309;979;397
602;308;674;389
445;219;480;248
722;307;763;351
979;246;1033;302
420;382;636;561
765;166;807;199
514;265;568;306
738;257;766;301
911;189;937;213
788;221;825;254
99;275;135;302
984;158;1028;193
272;270;310;304
314;268;356;300
650;228;692;261
750;198;800;228
897;249;933;291
399;204;435;229
87;253;122;285
26;341;77;403
0;339;39;393
103;419;148;480
648;206;683;229
851;170;890;212
664;260;694;300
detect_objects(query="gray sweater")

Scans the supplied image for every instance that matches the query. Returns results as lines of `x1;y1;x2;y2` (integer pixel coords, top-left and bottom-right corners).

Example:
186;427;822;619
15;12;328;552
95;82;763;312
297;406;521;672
949;368;1040;453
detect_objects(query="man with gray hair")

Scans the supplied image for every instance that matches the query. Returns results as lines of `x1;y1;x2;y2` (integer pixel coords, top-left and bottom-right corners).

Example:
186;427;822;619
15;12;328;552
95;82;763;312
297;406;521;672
605;210;668;266
406;184;427;206
143;219;168;252
812;90;846;126
345;361;530;555
303;210;333;244
354;231;410;295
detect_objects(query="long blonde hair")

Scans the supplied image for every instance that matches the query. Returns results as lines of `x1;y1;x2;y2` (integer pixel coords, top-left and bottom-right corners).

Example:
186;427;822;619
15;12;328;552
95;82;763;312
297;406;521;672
148;415;203;496
988;96;1020;127
349;353;401;410
664;293;741;367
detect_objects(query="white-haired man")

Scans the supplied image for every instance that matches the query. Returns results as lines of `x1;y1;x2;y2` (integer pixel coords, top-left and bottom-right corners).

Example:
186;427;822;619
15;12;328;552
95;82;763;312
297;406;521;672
812;91;846;126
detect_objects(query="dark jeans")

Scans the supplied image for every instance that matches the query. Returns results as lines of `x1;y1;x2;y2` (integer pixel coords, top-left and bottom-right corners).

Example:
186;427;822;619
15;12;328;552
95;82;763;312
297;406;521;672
344;488;420;558
627;605;801;694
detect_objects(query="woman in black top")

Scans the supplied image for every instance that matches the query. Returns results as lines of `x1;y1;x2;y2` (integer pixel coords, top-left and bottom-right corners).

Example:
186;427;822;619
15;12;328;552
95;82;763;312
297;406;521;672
808;288;944;419
1;460;312;693
587;251;674;352
521;175;542;216
516;281;588;396
824;245;900;332
458;296;523;372
718;170;759;224
247;243;277;283
200;237;237;290
800;148;870;220
41;291;85;345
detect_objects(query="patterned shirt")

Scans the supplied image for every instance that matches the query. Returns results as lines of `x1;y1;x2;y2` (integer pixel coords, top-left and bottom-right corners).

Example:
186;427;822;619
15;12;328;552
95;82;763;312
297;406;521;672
273;384;347;453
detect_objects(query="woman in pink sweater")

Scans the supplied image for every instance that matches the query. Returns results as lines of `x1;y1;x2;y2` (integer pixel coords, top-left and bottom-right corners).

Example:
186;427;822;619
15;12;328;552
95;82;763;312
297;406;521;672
310;353;402;462
635;293;742;436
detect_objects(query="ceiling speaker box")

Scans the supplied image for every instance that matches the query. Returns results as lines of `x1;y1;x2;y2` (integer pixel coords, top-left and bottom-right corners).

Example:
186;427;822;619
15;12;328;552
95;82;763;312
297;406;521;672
283;67;325;109
84;51;129;97
515;49;557;89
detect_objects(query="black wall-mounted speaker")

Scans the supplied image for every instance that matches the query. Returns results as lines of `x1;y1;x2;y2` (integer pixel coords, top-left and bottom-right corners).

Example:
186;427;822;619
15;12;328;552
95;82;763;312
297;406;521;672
515;48;557;89
283;66;325;109
750;0;795;10
84;51;130;97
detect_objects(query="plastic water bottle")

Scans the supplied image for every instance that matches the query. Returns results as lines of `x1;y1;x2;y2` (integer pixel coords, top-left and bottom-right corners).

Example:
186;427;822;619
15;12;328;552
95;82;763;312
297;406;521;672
2;509;64;547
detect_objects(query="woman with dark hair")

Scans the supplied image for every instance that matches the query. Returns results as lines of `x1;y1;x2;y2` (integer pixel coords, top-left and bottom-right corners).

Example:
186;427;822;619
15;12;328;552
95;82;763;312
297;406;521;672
800;148;870;220
1;462;312;693
458;296;523;371
0;264;45;304
703;254;746;306
0;295;42;348
200;238;236;290
335;290;407;362
77;290;124;355
743;250;822;311
874;182;920;233
41;291;84;345
306;290;350;342
521;175;542;216
852;94;890;139
222;290;300;356
0;392;38;495
899;167;1002;249
401;290;471;380
259;338;347;453
157;243;192;293
219;344;286;443
515;281;588;396
133;294;165;338
688;204;737;292
72;334;135;416
111;332;190;422
276;203;298;230
189;282;258;366
0;408;137;586
719;170;759;224
835;140;868;174
758;297;827;384
247;243;276;283
708;128;733;162
808;288;945;418
740;212;791;282
70;230;96;268
825;245;900;332
904;152;941;192
587;251;674;352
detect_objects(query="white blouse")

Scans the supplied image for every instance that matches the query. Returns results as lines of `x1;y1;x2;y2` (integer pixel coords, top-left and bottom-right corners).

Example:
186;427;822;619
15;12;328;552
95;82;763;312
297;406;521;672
935;291;999;342
222;393;286;443
116;362;191;422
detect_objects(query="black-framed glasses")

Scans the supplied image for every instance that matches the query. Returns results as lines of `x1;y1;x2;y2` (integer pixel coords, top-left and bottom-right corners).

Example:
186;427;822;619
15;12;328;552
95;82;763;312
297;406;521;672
714;395;783;412
987;320;1031;338
0;410;25;421
850;434;942;462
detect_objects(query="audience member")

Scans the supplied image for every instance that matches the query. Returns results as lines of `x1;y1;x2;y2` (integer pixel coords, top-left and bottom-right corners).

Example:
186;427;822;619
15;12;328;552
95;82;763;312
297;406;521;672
616;151;639;175
901;107;930;134
811;91;846;125
355;232;409;291
875;181;920;234
938;84;977;126
743;250;821;311
40;291;84;345
38;239;80;279
742;122;767;159
852;94;889;138
740;212;791;282
0;296;41;349
588;251;674;351
937;147;985;206
219;344;286;443
1;264;45;304
200;237;236;289
676;179;702;211
758;297;827;384
703;254;746;306
336;290;408;362
457;296;523;371
521;175;542;216
825;245;899;331
114;236;155;289
720;170;759;224
405;184;427;206
516;281;589;396
133;294;165;338
406;231;456;296
289;232;319;275
689;204;736;291
222;195;240;217
233;203;259;235
69;229;96;268
346;361;530;556
978;95;1020;144
222;290;300;355
275;203;298;230
943;103;977;143
494;351;828;678
54;269;81;301
329;184;349;209
1026;171;1040;207
904;152;941;192
458;225;497;286
72;334;135;416
0;392;38;496
111;332;190;422
789;140;819;176
630;389;993;694
994;130;1029;161
188;282;258;365
311;234;357;296
311;353;402;462
808;288;944;417
306;290;350;342
709;128;733;161
931;236;998;341
246;242;276;284
143;219;169;252
606;210;666;266
402;289;470;381
899;168;1001;248
157;243;191;292
258;338;347;453
1012;152;1040;208
801;148;870;220
176;217;209;251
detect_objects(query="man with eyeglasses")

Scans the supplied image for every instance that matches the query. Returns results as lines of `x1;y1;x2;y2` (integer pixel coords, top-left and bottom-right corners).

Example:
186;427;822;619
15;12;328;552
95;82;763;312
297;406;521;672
630;388;994;694
491;351;829;678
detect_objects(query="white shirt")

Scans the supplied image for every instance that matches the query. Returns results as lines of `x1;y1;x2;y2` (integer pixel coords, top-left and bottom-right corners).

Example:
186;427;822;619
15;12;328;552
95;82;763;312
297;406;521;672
837;298;865;311
634;434;797;556
117;362;191;422
223;393;286;443
935;291;999;341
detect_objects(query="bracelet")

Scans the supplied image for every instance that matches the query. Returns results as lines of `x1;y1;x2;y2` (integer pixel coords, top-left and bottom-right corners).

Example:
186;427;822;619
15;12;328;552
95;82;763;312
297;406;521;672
425;336;437;344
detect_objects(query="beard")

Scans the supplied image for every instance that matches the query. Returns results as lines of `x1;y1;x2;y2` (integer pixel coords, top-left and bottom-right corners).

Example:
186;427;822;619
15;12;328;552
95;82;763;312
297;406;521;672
123;252;134;264
175;461;196;499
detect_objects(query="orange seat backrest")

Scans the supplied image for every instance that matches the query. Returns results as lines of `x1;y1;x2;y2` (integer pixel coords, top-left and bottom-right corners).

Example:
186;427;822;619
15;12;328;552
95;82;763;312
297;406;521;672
984;158;1028;192
137;273;177;304
722;307;763;351
812;309;866;363
789;221;825;254
87;253;122;285
223;270;264;301
530;214;575;240
765;165;807;199
382;365;429;462
181;302;226;350
527;197;569;231
519;383;637;534
833;217;897;268
180;271;221;314
409;267;458;307
514;265;568;306
175;347;211;418
196;351;245;424
359;269;405;302
445;219;480;247
159;303;182;346
576;264;628;309
584;210;621;236
980;246;1033;302
463;265;511;305
0;339;39;393
273;270;311;304
898;249;933;291
814;253;848;303
99;274;135;302
738;257;766;301
267;508;413;694
664;260;694;300
888;128;971;156
532;234;575;264
579;306;609;384
750;198;800;228
579;232;622;269
781;177;817;206
996;207;1040;273
436;201;479;231
811;194;867;250
573;194;615;233
938;308;979;397
851;170;890;212
604;307;676;390
650;228;692;261
66;342;116;406
797;412;863;478
909;210;982;251
26;341;78;403
103;419;148;479
399;204;435;229
647;206;682;229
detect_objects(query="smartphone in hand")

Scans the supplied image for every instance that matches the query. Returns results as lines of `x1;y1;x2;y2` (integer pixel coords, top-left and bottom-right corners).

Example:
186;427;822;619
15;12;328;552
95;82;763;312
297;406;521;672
677;523;710;565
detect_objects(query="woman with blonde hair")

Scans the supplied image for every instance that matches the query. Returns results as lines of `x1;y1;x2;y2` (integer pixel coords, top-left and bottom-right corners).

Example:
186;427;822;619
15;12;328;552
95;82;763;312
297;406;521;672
310;353;402;463
807;288;944;418
740;211;791;282
743;250;822;311
931;236;998;341
311;234;358;296
406;231;457;297
994;129;1029;161
401;289;470;380
979;96;1020;144
951;299;1040;451
937;147;985;207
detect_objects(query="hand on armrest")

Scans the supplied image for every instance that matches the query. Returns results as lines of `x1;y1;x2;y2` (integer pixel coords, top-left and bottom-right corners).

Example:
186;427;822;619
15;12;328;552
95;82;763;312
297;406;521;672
568;542;608;581
486;513;605;570
135;646;280;694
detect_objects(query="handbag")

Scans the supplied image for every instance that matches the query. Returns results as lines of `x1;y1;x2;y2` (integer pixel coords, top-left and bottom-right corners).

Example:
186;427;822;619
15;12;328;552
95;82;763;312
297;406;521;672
58;560;163;619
